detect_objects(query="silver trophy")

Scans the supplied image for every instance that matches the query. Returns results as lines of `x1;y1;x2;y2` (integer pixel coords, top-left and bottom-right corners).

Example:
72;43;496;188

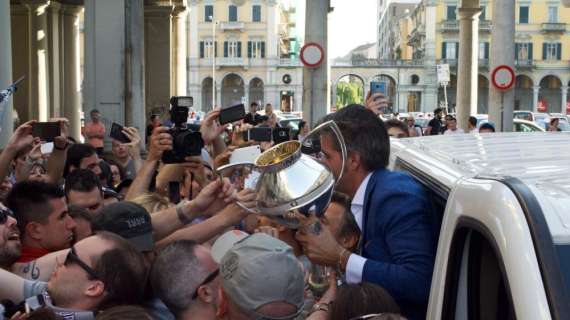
217;120;347;228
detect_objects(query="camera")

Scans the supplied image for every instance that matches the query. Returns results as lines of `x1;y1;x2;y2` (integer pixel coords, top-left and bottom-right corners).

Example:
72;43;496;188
162;96;205;164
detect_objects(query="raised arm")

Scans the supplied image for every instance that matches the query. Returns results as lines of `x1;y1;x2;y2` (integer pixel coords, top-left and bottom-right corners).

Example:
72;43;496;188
11;249;69;282
0;121;35;184
0;267;26;303
46;118;70;184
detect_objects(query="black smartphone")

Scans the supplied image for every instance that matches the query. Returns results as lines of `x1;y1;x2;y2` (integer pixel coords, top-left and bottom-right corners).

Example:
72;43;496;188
247;127;272;142
219;103;246;125
273;127;290;144
110;122;131;143
31;122;60;142
168;181;181;205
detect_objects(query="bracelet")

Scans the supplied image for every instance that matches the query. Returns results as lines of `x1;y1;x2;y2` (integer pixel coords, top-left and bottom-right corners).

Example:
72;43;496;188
176;200;192;225
310;302;330;315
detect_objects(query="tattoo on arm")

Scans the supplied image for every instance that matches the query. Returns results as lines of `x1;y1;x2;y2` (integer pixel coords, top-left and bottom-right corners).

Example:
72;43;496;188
21;261;40;280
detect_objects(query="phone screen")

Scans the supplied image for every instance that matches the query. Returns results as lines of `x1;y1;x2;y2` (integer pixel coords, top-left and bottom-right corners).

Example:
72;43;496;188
110;123;131;143
248;127;272;142
219;103;246;125
32;122;61;142
273;127;290;144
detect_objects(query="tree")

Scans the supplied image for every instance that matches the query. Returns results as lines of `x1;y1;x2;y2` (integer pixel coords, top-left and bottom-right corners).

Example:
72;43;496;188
336;81;364;109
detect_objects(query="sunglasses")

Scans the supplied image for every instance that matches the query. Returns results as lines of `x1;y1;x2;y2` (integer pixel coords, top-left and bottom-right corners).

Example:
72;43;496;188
0;208;14;225
192;268;220;300
64;247;101;280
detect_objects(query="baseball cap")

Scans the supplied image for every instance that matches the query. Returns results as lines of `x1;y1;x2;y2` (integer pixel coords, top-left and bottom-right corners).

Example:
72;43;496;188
211;229;249;263
217;233;305;319
92;201;154;252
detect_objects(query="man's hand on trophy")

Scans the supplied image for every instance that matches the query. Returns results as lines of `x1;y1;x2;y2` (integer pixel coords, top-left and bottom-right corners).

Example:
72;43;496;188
296;221;344;268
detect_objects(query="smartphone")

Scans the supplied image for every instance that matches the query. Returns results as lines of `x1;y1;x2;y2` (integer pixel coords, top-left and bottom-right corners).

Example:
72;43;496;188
41;142;54;155
230;145;262;164
32;122;60;142
110;122;131;143
273;127;290;144
168;181;181;205
370;81;387;96
247;127;272;142
219;103;246;125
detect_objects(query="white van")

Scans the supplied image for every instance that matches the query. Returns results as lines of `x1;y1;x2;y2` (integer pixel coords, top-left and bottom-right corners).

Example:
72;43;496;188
389;132;570;320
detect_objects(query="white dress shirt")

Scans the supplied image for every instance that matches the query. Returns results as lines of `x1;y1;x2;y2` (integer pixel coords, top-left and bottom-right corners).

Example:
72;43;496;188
345;172;372;284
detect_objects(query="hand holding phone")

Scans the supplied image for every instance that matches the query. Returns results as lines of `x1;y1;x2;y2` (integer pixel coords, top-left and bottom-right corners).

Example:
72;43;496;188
31;122;61;142
219;103;246;125
110;122;131;143
370;81;387;96
246;127;272;142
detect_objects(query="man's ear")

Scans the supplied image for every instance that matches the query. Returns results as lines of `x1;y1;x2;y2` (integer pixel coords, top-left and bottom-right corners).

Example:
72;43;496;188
216;287;229;317
26;222;44;242
197;283;216;303
347;151;362;171
84;280;106;299
341;233;360;252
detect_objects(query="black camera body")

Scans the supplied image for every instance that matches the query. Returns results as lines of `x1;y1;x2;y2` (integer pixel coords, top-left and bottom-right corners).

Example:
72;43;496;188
162;96;205;164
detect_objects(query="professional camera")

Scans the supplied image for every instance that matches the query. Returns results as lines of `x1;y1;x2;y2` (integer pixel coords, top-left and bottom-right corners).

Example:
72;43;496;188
162;96;205;164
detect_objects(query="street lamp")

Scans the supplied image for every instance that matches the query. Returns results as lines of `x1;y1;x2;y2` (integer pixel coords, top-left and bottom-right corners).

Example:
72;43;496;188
210;16;218;109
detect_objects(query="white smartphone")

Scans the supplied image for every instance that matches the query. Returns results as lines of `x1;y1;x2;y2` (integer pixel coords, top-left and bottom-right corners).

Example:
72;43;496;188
230;145;261;164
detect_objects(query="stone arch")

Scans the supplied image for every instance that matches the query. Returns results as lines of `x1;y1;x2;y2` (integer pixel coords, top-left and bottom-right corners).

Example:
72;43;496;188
515;74;534;111
539;75;562;113
333;74;366;109
477;74;489;113
221;73;245;108
248;77;264;107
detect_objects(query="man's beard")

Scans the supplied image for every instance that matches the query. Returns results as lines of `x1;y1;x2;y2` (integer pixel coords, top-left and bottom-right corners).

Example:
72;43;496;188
0;242;21;268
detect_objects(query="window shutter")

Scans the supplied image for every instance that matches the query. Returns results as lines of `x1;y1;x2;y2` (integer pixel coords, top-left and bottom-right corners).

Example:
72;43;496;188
237;42;242;58
455;42;459;59
515;43;519;60
261;42;266;58
205;5;213;21
200;41;205;58
248;41;252;58
224;41;228;57
528;43;533;60
543;43;547;60
442;42;447;59
484;42;489;59
214;42;218;57
557;43;562;60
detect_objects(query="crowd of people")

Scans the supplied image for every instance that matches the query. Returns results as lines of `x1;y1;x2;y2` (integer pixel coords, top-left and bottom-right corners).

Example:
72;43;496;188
0;91;443;320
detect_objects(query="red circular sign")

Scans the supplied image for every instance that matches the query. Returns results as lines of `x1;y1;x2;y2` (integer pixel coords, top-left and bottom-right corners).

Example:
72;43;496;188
491;65;515;91
300;42;325;68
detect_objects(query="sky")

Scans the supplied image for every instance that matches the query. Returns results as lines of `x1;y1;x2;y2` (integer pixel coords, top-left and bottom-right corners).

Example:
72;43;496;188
285;0;378;59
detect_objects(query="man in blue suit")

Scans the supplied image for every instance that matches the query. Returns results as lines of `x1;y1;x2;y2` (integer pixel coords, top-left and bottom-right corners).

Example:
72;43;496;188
297;105;436;320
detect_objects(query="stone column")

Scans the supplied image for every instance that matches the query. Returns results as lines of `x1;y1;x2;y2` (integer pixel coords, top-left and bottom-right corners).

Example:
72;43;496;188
124;0;146;136
46;2;62;118
61;5;82;140
423;1;438;111
0;0;14;144
302;0;330;125
533;85;540;112
172;5;187;96
488;0;515;131
24;0;51;122
456;5;481;132
562;86;568;115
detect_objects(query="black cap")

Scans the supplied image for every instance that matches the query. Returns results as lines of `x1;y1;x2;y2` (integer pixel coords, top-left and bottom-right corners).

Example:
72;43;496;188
92;202;154;252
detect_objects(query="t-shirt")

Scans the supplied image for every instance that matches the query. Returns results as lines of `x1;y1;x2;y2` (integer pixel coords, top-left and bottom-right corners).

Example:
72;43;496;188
428;118;442;135
23;281;95;320
82;122;106;148
123;159;136;180
444;128;465;135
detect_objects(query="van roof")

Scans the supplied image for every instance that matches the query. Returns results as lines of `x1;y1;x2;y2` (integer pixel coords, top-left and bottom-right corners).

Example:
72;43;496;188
391;132;570;244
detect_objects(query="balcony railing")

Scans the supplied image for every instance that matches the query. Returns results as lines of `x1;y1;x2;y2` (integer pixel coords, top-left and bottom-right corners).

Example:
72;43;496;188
217;57;245;66
332;58;425;67
278;58;301;67
542;23;567;33
479;20;492;32
438;59;458;67
219;21;245;31
440;20;459;32
515;59;533;68
479;59;489;68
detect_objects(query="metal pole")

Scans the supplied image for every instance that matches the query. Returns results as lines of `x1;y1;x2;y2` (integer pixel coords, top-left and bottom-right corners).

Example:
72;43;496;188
211;16;216;109
443;82;449;114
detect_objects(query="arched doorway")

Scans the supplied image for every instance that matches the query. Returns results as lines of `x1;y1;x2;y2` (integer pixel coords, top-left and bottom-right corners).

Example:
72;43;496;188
370;74;397;112
221;74;245;108
249;78;264;107
334;74;365;110
201;77;213;110
438;74;457;112
539;75;562;113
514;75;533;111
478;74;489;114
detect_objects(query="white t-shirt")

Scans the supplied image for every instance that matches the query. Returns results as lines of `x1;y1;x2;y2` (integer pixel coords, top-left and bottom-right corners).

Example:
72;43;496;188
444;128;465;135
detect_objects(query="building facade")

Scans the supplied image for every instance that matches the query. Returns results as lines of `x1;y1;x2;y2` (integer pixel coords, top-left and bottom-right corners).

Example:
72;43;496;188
186;0;303;113
409;0;570;114
377;0;420;60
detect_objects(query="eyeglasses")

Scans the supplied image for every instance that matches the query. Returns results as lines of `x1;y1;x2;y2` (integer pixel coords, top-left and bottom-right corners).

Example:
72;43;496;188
64;247;101;280
0;208;14;225
192;268;220;300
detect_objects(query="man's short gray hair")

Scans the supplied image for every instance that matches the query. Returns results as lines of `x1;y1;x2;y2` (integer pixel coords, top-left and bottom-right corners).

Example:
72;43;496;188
150;240;209;316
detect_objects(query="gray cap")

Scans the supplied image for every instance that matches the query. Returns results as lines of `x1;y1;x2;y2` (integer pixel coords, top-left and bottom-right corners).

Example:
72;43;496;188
219;233;305;318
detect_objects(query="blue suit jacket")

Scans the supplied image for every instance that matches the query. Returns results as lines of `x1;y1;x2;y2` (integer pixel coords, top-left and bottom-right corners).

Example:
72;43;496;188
360;169;436;320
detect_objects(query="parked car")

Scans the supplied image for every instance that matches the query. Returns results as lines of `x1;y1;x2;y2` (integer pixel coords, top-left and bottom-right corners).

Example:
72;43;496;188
478;118;545;132
277;115;303;137
545;114;570;131
390;133;570;319
513;111;549;126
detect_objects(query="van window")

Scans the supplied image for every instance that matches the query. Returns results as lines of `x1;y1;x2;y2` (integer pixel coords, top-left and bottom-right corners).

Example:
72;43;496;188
443;228;516;320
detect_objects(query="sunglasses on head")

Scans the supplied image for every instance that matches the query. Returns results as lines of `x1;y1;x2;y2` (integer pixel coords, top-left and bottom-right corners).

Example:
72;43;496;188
64;247;101;280
0;208;14;225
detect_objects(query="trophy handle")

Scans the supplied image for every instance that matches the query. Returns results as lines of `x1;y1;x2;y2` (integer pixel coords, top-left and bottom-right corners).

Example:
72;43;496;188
301;120;347;186
216;162;260;214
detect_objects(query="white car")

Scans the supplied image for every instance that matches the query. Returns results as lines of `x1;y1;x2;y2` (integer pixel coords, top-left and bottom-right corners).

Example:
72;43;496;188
390;133;570;319
478;118;545;132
